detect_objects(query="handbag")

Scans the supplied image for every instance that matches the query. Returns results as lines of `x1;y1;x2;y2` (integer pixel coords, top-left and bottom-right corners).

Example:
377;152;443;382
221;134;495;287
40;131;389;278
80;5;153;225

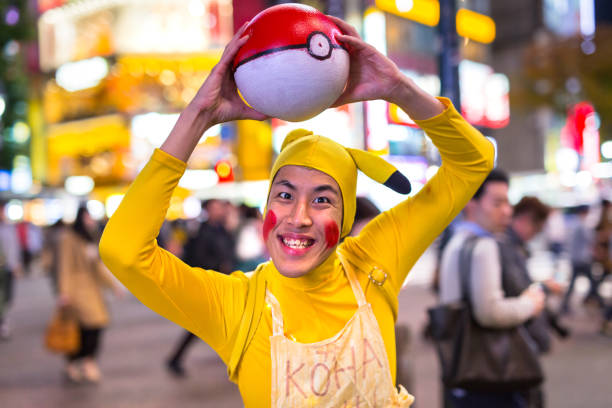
427;235;544;392
44;306;80;354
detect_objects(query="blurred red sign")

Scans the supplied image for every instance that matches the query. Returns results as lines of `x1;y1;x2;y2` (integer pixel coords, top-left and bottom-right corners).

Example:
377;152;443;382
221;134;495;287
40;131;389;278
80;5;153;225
561;102;600;169
215;160;234;183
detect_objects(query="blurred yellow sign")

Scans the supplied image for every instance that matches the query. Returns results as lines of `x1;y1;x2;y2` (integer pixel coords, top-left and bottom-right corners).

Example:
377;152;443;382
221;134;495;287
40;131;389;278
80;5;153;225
44;52;223;124
237;120;273;181
456;9;496;44
46;115;131;185
375;0;440;27
47;115;129;157
374;1;495;44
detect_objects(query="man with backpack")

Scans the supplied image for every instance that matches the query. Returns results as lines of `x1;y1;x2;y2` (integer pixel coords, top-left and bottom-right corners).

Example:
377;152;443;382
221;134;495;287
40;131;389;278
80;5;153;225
438;170;545;408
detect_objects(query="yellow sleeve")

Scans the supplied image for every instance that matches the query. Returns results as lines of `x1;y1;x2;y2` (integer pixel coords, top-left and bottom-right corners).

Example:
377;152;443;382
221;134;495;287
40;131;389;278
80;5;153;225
345;98;495;294
99;149;247;361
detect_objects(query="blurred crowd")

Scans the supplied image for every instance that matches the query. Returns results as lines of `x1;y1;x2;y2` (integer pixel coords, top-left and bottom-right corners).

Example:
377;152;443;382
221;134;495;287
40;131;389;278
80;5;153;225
431;169;612;408
0;189;611;401
0;198;268;384
431;190;612;339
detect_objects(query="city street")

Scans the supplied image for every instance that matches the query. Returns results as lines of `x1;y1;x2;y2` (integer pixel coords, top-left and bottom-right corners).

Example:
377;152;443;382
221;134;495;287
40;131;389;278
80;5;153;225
1;253;611;408
1;1;612;407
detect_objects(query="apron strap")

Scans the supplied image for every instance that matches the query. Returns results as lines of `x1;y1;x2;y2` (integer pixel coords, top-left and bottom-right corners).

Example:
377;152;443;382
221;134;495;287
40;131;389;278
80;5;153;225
227;266;269;383
265;290;285;336
337;251;368;307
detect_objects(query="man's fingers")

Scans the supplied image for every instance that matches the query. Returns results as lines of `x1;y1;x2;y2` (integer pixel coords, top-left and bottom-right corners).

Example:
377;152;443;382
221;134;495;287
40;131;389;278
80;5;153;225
217;33;250;72
228;20;250;47
231;21;251;50
327;15;360;38
242;106;269;121
238;20;251;35
219;21;251;63
335;34;364;51
221;31;250;60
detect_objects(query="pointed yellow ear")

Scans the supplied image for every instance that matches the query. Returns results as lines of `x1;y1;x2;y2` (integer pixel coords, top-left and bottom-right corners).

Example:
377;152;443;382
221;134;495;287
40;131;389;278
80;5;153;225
281;129;314;151
346;148;411;194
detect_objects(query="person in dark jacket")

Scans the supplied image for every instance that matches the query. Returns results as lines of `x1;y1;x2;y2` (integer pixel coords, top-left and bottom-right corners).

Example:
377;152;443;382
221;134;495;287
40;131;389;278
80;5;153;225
166;199;236;377
439;171;546;408
498;196;567;407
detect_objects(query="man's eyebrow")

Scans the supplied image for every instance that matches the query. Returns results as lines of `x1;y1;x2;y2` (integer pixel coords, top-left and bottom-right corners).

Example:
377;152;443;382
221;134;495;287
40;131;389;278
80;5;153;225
314;185;340;196
273;179;296;190
273;180;339;196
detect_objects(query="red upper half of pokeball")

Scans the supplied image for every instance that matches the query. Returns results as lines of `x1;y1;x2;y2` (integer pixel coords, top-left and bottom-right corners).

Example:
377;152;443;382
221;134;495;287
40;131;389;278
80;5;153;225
232;4;344;70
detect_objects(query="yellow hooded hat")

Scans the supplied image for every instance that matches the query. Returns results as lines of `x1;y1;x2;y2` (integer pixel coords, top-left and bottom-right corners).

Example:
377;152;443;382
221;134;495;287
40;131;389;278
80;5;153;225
268;129;411;238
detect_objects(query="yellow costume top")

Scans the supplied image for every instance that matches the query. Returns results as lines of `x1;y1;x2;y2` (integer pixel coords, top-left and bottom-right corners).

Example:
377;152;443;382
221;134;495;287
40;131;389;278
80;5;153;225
99;98;494;407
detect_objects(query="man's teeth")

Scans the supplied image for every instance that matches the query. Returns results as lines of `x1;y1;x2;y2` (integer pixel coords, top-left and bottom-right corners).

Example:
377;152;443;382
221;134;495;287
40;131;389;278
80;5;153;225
282;238;313;249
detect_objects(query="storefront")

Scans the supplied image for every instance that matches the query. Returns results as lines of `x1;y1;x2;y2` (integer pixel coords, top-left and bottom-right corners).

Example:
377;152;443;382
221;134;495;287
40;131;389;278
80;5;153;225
31;0;277;223
356;1;507;210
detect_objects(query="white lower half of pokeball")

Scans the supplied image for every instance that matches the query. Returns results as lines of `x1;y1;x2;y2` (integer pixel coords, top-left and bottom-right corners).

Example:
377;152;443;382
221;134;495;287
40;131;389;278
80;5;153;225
234;48;349;122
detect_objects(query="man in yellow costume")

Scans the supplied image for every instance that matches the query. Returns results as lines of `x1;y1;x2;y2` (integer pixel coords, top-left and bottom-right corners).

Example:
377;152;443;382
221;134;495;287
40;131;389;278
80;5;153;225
100;16;494;407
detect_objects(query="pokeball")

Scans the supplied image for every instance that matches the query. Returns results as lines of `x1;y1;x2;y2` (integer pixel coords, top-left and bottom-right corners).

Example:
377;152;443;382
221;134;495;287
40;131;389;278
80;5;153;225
233;4;350;122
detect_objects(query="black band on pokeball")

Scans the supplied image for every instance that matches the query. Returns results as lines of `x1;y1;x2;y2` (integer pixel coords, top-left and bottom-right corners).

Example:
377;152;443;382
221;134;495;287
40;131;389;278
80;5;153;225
234;31;346;71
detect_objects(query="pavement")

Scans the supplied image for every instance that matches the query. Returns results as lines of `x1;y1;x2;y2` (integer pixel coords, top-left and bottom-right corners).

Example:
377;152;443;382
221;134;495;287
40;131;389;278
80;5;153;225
1;249;611;408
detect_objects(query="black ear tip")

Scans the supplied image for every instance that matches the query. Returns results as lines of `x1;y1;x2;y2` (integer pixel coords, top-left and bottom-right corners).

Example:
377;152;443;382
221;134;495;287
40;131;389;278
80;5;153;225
384;171;411;194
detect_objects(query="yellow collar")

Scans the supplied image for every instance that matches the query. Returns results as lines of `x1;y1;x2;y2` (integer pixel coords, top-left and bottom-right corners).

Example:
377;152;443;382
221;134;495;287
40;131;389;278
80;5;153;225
268;251;342;291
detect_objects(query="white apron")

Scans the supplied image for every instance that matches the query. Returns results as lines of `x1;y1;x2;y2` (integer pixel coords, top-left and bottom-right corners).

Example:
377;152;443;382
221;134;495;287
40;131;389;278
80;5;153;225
267;256;415;407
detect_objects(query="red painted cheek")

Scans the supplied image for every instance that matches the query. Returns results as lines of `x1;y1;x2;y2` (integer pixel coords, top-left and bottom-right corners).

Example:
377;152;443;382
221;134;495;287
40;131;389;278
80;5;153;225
263;210;277;242
324;221;340;249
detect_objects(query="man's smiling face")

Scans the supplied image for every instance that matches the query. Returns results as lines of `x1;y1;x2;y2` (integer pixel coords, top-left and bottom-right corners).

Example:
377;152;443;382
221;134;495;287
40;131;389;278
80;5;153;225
264;165;343;278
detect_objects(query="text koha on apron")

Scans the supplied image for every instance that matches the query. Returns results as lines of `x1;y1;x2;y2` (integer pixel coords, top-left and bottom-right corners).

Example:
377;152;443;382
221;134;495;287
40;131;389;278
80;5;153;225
267;253;414;407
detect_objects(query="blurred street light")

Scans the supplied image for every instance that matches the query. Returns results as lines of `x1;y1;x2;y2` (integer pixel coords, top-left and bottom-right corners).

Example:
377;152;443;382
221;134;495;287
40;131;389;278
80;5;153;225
375;0;440;26
65;175;95;195
456;8;496;44
55;57;109;92
6;199;24;221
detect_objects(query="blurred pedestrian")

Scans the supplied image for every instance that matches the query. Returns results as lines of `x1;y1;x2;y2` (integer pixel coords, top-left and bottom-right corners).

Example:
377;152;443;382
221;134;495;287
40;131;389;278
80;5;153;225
58;206;122;383
235;204;267;272
350;196;382;236
593;199;612;336
542;207;566;272
183;199;236;274
166;199;236;377
498;196;568;407
42;219;66;294
560;204;603;314
601;304;612;337
165;219;189;259
439;170;546;408
594;200;612;263
590;199;612;301
430;216;462;298
100;15;494;406
0;200;24;340
15;217;43;276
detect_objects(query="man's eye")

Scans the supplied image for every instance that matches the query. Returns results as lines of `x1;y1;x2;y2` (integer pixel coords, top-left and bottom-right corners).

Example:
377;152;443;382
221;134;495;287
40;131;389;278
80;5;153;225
279;192;291;200
314;197;330;204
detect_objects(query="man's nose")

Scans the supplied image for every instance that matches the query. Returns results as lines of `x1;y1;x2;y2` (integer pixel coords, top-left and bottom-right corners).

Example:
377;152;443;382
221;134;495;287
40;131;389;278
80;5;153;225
288;199;313;227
